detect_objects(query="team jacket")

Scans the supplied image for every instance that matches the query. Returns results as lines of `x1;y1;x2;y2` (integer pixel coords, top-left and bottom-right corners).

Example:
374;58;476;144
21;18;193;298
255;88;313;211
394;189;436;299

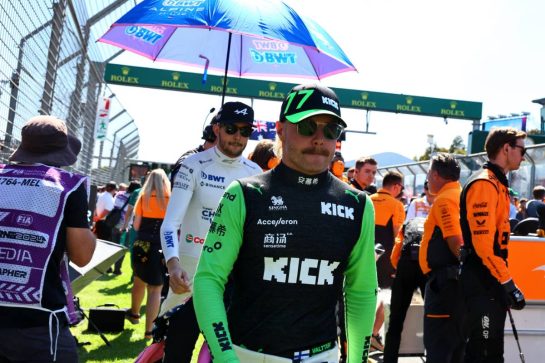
419;181;462;275
460;162;512;284
193;163;378;363
370;189;405;249
159;146;260;314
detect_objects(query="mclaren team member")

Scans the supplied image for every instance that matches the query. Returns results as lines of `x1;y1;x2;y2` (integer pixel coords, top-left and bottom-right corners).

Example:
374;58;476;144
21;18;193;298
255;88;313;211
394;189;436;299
371;171;405;289
460;127;526;362
383;181;433;362
193;84;378;362
419;153;465;363
159;102;261;363
350;156;378;194
369;171;405;351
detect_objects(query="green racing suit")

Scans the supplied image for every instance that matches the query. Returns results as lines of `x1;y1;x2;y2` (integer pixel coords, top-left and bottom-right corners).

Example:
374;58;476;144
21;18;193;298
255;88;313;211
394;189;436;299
193;163;377;362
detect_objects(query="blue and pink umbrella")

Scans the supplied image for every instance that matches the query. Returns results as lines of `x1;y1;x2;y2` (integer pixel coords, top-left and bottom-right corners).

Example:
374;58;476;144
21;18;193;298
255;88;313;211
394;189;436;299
99;0;356;104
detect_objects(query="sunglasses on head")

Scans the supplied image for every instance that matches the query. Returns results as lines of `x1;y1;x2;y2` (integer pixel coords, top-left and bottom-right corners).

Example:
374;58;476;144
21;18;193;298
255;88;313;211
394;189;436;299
296;119;344;140
222;123;253;137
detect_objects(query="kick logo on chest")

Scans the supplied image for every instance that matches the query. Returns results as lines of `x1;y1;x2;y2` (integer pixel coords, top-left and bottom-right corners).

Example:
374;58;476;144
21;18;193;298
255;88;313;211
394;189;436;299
263;256;340;285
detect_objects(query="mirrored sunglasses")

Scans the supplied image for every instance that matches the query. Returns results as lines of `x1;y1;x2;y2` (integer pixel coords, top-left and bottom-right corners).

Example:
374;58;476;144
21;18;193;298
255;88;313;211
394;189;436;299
222;123;253;137
296;119;344;140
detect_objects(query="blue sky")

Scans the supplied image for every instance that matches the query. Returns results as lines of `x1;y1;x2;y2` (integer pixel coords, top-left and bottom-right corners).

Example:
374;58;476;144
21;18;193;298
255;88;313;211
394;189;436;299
107;0;545;164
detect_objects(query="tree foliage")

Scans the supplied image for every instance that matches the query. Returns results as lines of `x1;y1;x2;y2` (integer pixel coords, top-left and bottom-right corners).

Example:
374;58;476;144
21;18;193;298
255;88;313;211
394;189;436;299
416;135;466;160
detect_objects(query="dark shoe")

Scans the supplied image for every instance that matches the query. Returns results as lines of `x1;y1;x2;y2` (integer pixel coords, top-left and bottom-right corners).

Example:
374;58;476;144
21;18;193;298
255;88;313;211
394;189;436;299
370;334;384;352
106;268;113;274
125;310;140;324
113;270;122;276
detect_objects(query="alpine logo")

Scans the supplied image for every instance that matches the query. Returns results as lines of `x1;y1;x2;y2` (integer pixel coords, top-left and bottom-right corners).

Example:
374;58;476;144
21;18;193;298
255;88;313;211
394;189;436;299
234;108;248;115
263;257;340;285
321;202;354;220
269;196;287;211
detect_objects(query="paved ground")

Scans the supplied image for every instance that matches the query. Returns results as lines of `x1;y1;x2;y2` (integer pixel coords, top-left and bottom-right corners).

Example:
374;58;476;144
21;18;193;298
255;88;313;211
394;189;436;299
368;351;426;362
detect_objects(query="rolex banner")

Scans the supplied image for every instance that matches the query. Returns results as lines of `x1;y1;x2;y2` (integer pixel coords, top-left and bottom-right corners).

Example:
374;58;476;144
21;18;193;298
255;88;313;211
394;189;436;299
94;97;111;140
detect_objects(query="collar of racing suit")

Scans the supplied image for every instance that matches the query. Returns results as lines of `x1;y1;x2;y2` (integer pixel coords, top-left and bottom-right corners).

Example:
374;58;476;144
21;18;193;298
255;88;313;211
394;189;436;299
212;145;246;166
272;162;332;189
483;161;509;187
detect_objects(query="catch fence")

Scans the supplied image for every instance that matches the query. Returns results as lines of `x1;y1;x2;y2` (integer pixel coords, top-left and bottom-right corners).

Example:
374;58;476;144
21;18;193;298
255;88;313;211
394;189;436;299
0;0;141;185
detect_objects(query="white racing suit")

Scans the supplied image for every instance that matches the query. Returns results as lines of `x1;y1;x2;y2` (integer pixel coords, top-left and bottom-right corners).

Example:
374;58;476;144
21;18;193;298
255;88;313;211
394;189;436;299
160;146;261;315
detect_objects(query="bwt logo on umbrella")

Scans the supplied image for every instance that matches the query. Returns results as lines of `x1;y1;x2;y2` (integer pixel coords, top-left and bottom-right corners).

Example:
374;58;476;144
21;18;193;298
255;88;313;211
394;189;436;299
125;26;164;45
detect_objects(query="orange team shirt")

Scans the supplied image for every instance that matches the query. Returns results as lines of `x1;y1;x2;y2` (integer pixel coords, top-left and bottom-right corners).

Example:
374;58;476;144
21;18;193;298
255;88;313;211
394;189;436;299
462;171;512;284
134;192;169;219
371;188;405;229
419;181;462;275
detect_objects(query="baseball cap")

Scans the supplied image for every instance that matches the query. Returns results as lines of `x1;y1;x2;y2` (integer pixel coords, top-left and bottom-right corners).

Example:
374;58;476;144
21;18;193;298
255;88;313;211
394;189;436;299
279;84;346;127
215;101;254;125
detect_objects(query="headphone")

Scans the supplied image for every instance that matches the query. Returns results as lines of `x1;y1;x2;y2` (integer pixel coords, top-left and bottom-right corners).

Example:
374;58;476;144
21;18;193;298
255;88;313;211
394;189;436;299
267;156;280;170
202;125;216;143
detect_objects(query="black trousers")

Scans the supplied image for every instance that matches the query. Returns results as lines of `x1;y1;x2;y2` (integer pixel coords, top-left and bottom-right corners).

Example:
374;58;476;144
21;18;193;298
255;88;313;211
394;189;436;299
383;259;426;363
423;271;465;363
162;298;200;363
461;267;507;363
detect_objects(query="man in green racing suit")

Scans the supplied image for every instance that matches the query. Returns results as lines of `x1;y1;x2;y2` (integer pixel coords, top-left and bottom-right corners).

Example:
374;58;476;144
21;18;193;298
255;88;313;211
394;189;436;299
194;84;378;363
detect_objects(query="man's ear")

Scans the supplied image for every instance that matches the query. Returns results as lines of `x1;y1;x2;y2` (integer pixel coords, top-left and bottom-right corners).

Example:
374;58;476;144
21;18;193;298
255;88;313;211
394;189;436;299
276;121;285;142
213;123;220;138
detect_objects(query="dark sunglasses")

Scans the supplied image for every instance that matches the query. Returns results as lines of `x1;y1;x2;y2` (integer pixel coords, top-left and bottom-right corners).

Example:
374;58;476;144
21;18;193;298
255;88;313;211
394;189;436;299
222;123;253;137
510;143;526;156
296;119;344;140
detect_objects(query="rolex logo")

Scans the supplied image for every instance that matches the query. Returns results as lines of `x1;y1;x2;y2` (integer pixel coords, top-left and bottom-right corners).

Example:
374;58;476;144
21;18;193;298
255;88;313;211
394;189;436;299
172;72;180;81
361;92;368;100
269;82;277;91
221;78;229;86
121;66;130;76
406;96;413;105
450;100;457;109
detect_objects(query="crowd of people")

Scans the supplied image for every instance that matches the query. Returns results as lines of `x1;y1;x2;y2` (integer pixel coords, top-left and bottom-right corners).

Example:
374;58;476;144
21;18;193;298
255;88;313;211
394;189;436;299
0;85;532;363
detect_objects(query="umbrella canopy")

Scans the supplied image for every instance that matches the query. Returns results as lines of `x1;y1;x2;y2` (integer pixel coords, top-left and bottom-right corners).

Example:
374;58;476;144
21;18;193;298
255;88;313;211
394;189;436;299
99;0;356;102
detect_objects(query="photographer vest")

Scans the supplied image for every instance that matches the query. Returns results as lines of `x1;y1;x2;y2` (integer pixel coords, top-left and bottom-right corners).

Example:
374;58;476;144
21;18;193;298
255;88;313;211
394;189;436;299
0;164;86;320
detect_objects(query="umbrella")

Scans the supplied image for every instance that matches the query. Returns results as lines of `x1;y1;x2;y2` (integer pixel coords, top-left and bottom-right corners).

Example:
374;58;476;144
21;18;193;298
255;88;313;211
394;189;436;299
99;0;356;104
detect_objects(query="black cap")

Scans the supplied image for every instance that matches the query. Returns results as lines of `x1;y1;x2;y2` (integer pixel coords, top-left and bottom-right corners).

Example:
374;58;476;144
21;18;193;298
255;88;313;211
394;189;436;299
215;101;254;125
279;84;346;127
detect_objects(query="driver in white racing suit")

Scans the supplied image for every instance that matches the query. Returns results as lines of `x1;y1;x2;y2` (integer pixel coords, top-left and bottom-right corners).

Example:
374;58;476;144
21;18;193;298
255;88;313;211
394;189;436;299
159;102;261;362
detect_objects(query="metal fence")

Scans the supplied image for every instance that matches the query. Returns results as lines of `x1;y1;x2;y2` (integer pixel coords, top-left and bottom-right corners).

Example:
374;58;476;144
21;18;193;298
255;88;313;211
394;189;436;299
0;0;140;185
377;143;545;200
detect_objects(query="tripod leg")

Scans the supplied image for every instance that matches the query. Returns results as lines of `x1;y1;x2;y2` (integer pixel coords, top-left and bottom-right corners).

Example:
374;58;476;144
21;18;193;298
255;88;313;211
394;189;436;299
81;309;111;347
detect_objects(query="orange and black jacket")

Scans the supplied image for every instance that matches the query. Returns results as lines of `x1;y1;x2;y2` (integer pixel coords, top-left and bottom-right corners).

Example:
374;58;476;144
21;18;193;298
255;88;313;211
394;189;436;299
419;181;462;275
370;188;405;251
460;162;512;284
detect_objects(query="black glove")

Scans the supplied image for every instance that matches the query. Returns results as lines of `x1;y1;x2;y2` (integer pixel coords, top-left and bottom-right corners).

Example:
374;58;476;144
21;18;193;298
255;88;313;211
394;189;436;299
503;279;526;310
